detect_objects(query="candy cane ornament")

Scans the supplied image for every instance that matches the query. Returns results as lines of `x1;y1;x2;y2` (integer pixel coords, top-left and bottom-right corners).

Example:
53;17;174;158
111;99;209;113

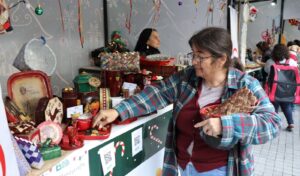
109;141;126;176
149;124;162;145
114;141;125;156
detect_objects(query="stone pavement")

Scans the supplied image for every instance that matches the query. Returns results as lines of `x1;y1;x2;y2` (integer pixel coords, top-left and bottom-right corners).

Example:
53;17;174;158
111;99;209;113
253;105;300;176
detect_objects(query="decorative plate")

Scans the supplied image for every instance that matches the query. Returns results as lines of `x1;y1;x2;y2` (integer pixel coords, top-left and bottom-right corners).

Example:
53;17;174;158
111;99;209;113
37;121;63;145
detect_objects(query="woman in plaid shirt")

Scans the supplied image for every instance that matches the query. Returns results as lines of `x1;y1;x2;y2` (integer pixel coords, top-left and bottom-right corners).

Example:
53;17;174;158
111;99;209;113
93;27;281;176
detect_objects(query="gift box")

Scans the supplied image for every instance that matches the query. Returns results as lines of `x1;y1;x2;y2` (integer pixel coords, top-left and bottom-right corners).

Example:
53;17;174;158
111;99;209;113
99;51;140;72
15;128;41;145
10;121;41;145
39;139;62;160
73;72;99;93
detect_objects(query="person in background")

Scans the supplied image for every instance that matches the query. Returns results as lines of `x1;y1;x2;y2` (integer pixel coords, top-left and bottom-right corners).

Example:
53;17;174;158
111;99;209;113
255;41;272;85
134;28;161;56
287;41;299;62
264;44;297;132
255;41;272;63
93;27;281;176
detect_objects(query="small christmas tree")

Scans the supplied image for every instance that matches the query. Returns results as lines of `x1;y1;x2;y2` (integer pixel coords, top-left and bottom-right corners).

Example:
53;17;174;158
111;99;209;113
107;31;129;52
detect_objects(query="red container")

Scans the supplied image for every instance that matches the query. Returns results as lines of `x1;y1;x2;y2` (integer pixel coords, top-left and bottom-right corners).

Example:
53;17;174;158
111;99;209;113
76;118;92;131
103;70;123;97
15;128;41;145
77;125;111;140
7;70;52;120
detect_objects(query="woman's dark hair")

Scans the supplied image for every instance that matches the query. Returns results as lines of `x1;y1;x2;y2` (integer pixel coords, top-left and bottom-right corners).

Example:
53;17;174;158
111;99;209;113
294;39;300;47
287;41;296;47
134;28;160;55
188;27;232;68
232;57;245;71
272;44;290;62
256;41;270;52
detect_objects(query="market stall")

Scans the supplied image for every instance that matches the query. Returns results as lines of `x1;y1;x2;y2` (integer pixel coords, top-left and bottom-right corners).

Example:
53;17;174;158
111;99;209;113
28;105;172;176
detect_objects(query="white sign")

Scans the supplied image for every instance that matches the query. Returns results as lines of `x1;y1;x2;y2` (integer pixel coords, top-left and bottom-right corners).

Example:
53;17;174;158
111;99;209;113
98;142;116;175
0;85;20;176
66;105;83;118
131;127;143;157
41;148;89;176
230;6;239;59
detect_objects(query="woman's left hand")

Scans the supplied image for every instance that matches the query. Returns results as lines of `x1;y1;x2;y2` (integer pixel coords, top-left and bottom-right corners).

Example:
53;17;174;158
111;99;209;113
194;118;222;138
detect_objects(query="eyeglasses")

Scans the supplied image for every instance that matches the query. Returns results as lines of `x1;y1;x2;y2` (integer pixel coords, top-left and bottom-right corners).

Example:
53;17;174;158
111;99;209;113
186;52;213;62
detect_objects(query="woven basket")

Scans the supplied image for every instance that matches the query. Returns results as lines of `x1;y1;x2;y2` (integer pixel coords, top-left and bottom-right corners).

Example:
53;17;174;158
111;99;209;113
199;87;258;147
201;87;257;118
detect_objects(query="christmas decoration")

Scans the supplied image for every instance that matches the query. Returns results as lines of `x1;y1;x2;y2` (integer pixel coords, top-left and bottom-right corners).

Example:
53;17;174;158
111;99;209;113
288;19;300;26
78;0;84;48
249;5;258;22
125;0;133;33
0;0;13;34
149;124;162;145
35;4;43;15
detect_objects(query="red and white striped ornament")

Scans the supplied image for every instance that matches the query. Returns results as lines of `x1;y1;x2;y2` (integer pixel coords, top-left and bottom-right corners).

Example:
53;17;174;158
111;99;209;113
109;141;126;176
149;124;162;144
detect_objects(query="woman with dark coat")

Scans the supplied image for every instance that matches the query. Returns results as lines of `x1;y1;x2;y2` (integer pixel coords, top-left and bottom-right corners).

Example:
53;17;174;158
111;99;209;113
134;28;161;56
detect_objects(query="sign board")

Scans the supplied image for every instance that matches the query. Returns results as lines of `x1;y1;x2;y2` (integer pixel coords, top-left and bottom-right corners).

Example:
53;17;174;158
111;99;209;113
0;85;20;176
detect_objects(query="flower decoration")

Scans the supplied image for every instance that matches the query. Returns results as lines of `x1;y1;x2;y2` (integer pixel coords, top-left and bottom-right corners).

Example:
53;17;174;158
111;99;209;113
249;5;258;22
288;19;300;26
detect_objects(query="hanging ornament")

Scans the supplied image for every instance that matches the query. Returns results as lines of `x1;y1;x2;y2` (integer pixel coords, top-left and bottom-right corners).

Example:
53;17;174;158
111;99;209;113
288;19;300;26
152;0;161;26
125;0;133;34
35;4;43;15
178;1;182;6
206;0;214;25
249;5;258;22
0;0;13;34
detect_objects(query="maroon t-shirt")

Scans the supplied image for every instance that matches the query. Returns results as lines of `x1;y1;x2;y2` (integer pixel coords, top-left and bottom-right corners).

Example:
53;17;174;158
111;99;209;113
175;89;228;172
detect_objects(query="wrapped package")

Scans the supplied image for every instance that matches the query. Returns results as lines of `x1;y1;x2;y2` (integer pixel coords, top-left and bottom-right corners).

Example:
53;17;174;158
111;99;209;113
9;121;41;145
39;138;62;160
99;51;140;72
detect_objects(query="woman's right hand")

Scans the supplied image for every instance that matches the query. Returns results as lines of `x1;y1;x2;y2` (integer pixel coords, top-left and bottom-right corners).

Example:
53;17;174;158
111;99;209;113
92;109;119;129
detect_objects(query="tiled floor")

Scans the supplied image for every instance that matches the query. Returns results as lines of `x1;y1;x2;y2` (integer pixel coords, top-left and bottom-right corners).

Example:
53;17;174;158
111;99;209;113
253;105;300;176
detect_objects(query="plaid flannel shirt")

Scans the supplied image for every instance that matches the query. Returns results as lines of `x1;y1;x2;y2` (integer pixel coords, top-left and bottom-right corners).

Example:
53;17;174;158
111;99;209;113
114;66;281;176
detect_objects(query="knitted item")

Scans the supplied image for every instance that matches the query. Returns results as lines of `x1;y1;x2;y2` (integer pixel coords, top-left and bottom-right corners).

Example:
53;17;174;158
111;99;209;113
205;87;257;117
11;135;32;175
14;136;44;169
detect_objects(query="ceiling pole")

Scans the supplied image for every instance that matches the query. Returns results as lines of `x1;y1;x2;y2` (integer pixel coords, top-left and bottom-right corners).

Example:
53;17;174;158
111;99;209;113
103;0;109;46
278;0;285;43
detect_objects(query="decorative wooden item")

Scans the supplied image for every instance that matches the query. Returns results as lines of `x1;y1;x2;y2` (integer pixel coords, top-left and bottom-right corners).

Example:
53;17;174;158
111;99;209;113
35;97;63;125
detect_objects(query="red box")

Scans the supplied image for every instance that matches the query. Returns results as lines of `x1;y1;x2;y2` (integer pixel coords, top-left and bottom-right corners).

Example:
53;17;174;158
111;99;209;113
7;71;53;121
15;128;41;145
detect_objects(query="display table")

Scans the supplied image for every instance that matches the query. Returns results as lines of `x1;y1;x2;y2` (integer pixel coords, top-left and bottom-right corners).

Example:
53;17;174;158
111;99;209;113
29;105;173;176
